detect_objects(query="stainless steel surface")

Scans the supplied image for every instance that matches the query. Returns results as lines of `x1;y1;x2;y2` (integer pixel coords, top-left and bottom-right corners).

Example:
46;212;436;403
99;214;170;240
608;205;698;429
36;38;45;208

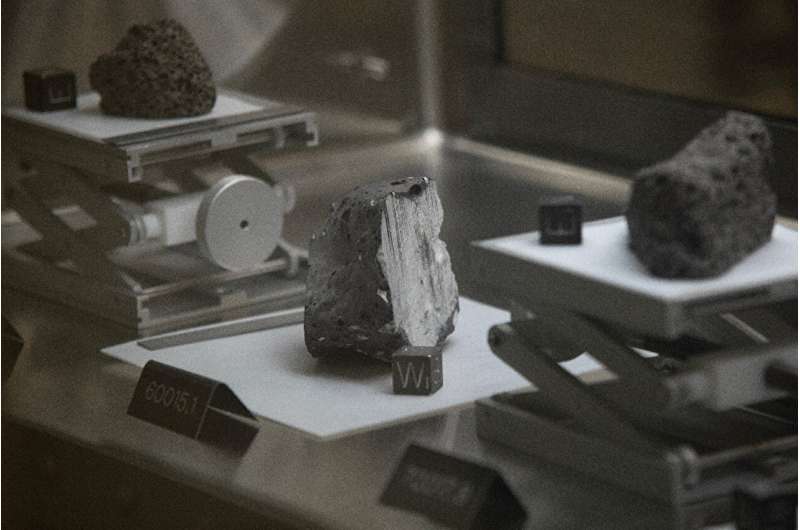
2;133;691;529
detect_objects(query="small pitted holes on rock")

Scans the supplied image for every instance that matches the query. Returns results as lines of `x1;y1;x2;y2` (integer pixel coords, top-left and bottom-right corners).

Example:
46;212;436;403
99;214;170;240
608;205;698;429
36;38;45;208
626;112;776;278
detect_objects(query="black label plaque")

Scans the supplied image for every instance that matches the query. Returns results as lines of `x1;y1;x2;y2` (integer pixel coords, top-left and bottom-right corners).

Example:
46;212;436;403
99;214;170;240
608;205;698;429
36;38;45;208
381;444;527;529
128;361;258;451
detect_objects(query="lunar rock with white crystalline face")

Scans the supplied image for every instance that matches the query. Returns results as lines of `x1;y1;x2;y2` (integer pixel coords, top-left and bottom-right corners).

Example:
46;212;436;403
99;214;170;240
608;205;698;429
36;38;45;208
304;177;459;362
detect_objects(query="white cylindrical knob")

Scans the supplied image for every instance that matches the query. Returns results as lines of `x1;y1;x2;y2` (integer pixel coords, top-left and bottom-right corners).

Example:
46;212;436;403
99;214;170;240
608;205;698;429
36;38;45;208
196;175;284;271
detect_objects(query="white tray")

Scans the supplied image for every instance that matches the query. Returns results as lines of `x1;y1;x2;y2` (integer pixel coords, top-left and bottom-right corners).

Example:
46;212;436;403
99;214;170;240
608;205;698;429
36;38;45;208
473;217;797;338
3;91;269;141
102;297;602;439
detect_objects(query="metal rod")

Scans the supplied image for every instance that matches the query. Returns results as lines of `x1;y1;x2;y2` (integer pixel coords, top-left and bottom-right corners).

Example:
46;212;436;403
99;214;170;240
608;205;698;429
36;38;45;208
696;435;797;470
137;306;304;350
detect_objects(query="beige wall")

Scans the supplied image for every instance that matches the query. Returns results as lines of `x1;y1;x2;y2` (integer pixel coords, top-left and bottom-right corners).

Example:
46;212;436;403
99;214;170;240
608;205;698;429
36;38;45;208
504;0;796;118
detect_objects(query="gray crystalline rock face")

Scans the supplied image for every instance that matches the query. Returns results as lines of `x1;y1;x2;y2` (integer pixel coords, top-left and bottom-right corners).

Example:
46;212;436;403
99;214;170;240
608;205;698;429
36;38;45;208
304;177;459;362
626;111;777;278
89;19;216;118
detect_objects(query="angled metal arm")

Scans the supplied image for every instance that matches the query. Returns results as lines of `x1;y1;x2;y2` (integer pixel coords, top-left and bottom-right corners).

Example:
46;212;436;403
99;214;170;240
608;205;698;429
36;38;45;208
488;320;662;454
519;306;676;410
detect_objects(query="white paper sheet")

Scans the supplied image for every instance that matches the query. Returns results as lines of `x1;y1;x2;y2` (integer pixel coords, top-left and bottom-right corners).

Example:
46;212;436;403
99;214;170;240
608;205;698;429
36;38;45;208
102;297;602;439
4;92;266;141
482;217;797;302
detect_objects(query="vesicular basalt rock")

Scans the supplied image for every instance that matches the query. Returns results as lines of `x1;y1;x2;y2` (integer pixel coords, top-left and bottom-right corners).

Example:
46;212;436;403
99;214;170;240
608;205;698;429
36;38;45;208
305;177;459;362
89;19;216;118
626;111;776;278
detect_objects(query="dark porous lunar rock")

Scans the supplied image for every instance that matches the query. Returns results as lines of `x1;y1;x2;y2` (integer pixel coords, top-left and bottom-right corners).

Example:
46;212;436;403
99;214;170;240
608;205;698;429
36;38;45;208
89;19;216;118
304;177;459;362
626;111;776;278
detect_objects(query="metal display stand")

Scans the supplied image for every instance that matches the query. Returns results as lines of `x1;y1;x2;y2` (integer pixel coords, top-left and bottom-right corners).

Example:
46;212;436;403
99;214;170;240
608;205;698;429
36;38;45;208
2;90;318;333
472;225;797;525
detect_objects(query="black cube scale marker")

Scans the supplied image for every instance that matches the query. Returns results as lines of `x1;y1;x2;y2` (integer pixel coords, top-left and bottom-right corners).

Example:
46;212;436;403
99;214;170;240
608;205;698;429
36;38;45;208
24;67;77;111
392;346;443;395
538;195;582;244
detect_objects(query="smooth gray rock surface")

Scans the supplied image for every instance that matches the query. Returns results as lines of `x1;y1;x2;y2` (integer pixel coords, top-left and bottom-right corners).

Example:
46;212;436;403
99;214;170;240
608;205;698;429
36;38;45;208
626;111;776;278
89;19;216;118
304;177;459;362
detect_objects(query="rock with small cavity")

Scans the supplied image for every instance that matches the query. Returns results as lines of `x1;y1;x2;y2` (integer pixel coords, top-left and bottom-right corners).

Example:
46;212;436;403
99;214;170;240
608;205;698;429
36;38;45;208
304;177;459;362
626;111;776;278
89;19;216;118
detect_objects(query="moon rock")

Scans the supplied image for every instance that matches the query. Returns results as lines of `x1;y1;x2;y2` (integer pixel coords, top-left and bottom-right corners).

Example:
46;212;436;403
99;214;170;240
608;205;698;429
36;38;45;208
626;111;776;278
89;19;216;118
304;177;459;362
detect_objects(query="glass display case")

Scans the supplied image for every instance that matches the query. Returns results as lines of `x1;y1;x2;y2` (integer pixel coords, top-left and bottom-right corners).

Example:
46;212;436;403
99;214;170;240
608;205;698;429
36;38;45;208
3;2;796;529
